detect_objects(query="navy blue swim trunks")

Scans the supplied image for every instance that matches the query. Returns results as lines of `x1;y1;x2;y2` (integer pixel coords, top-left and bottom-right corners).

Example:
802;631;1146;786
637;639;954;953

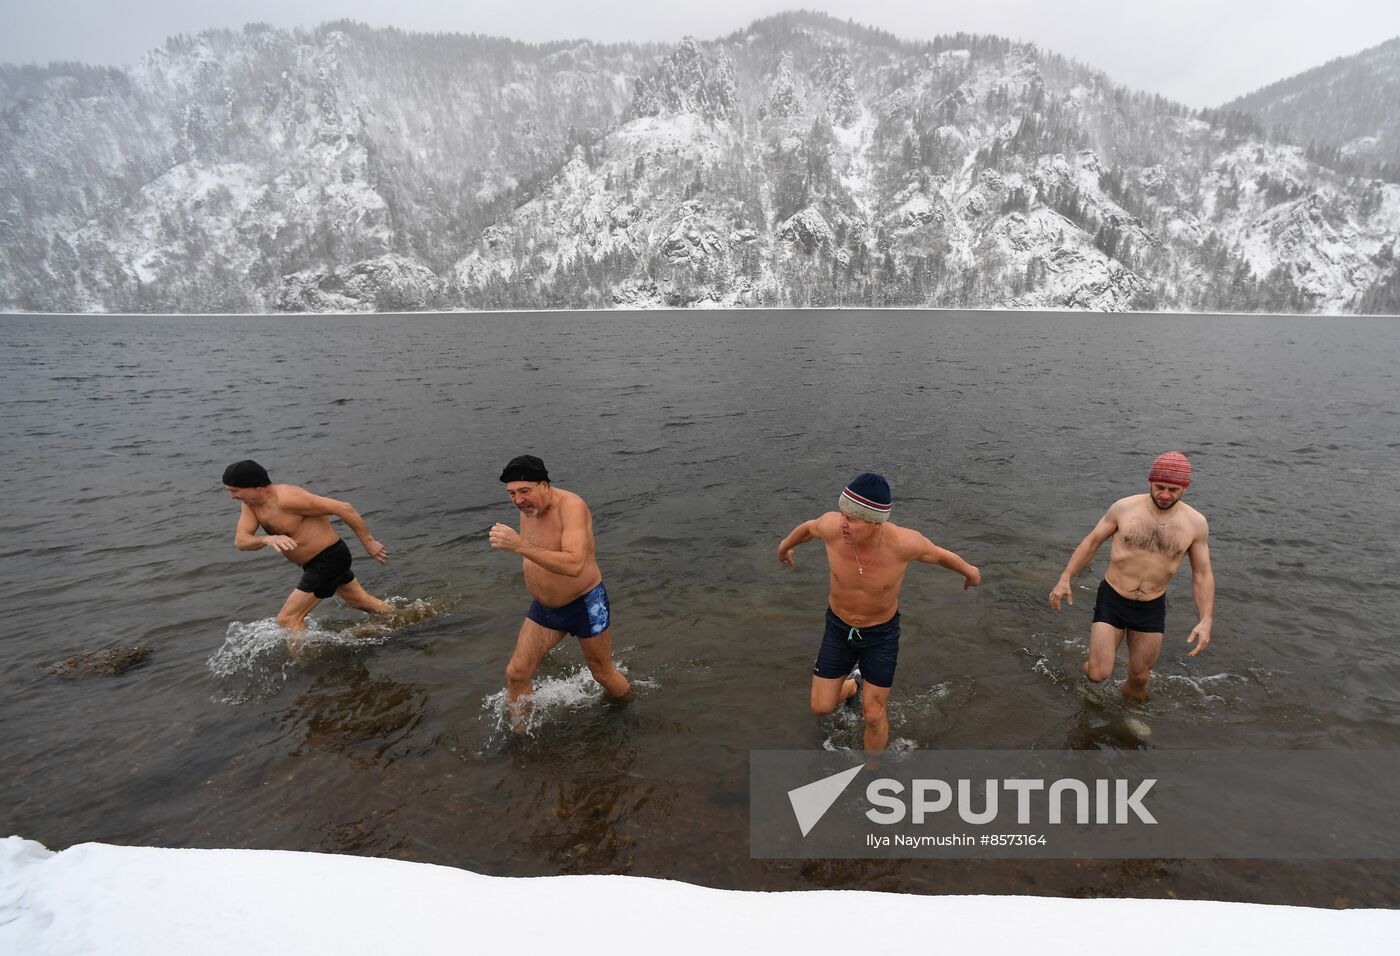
526;582;611;639
1092;579;1166;634
813;606;901;688
295;540;355;599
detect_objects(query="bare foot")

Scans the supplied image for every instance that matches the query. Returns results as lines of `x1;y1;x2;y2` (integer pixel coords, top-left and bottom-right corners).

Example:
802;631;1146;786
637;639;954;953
506;695;532;734
284;633;309;662
604;688;634;708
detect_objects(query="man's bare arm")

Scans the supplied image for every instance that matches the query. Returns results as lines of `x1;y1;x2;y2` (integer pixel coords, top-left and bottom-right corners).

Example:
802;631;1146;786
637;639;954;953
285;488;389;563
1185;524;1214;656
1049;508;1119;611
912;533;981;589
489;499;592;576
233;502;296;554
777;517;822;567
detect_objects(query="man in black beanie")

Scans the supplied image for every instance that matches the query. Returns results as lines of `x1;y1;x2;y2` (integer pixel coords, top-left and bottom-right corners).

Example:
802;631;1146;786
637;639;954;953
222;459;393;644
778;472;980;752
489;455;630;729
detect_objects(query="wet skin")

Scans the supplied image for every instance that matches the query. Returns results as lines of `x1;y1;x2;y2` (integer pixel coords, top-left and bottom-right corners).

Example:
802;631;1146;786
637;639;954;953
779;508;980;752
227;482;392;640
489;480;630;720
1049;481;1215;702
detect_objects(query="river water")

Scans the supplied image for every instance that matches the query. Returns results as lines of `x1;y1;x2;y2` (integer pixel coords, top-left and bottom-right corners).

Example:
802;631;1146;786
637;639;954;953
2;311;1397;904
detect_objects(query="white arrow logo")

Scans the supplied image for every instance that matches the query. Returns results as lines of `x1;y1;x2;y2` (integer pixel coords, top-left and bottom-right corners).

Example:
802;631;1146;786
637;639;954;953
787;765;864;837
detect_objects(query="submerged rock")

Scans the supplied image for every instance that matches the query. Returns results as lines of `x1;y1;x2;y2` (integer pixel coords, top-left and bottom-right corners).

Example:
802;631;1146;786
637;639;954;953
48;646;151;679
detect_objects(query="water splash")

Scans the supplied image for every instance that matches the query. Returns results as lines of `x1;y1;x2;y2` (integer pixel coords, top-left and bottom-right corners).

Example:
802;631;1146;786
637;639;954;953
815;678;974;752
889;679;977;733
316;596;449;639
1156;671;1251;704
821;732;918;754
207;597;449;703
206;617;302;703
478;664;652;739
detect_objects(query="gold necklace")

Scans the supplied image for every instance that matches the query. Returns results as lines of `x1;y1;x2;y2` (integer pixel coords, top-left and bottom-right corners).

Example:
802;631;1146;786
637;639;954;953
850;526;881;575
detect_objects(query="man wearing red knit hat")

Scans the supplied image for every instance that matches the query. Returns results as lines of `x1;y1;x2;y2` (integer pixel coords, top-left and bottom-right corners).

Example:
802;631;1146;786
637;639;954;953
1049;451;1215;702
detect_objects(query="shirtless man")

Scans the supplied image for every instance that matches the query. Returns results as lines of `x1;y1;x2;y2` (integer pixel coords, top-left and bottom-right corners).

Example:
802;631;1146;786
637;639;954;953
488;455;630;727
778;472;980;752
223;460;392;640
1049;451;1215;702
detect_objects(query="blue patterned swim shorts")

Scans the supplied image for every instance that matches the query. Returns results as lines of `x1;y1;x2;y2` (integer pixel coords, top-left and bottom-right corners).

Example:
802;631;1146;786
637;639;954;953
526;582;612;639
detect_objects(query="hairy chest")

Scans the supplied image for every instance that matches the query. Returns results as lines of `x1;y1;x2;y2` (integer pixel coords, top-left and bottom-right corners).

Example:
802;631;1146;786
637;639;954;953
1117;520;1188;559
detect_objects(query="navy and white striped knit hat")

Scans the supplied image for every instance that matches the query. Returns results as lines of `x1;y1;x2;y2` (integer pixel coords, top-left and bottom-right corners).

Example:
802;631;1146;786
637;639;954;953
838;472;892;523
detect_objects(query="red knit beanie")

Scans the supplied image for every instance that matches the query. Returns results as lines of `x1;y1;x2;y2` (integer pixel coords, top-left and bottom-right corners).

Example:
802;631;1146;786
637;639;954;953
1148;451;1192;488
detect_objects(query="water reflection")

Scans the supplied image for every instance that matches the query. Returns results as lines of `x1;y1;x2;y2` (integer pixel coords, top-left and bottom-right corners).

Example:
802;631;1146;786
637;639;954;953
284;661;431;766
1062;704;1155;751
529;759;652;876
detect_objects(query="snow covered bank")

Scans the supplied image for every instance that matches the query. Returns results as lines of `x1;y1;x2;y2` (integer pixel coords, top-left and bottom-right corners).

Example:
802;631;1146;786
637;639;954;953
1;836;1394;955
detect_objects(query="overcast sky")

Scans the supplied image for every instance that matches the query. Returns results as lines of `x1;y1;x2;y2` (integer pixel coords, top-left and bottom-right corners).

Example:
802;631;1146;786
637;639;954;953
3;1;1399;107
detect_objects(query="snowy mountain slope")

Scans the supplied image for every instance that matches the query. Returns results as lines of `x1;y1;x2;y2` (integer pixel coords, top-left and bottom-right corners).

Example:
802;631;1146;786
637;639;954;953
0;23;651;312
1;12;1396;314
452;13;1399;313
1222;35;1400;178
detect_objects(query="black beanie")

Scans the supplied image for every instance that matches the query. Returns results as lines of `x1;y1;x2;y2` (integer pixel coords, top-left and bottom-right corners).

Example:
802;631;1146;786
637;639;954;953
499;455;550;483
222;460;271;488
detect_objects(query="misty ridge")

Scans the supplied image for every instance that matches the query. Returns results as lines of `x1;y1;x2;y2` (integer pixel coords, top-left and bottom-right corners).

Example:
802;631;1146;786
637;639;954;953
1;10;1398;315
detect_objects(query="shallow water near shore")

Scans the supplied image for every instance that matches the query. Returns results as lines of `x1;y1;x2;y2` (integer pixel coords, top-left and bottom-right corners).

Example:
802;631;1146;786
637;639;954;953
1;310;1397;904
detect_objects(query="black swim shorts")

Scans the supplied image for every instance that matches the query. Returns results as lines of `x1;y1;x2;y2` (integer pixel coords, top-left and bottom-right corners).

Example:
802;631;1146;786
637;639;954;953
1091;579;1166;634
526;582;611;639
813;606;901;688
295;540;355;599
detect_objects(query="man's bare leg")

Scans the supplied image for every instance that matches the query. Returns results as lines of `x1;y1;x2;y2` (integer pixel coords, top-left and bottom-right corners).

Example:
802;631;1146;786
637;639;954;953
1122;630;1163;703
275;589;322;657
578;627;631;701
504;618;567;730
861;683;892;752
275;589;321;630
334;579;393;615
1082;621;1126;683
810;675;858;715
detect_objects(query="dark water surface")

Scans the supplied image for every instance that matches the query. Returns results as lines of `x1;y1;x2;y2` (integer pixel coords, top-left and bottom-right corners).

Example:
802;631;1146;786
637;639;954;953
2;311;1398;904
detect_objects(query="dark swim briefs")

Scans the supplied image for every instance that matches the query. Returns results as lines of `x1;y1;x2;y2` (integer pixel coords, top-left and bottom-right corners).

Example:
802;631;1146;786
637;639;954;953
813;606;901;688
295;540;355;599
1092;579;1166;634
526;582;611;639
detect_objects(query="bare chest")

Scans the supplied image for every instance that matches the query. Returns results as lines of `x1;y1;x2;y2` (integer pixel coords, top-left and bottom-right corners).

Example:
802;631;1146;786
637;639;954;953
827;541;905;593
521;513;564;550
1117;520;1188;560
252;504;306;537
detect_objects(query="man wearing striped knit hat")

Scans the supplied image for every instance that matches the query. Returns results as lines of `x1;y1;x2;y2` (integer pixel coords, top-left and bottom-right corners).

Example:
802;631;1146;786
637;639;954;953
1049;451;1215;703
778;472;981;752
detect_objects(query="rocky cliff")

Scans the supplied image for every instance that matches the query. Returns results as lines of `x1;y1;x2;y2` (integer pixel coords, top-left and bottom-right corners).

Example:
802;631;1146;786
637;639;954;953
2;12;1397;314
